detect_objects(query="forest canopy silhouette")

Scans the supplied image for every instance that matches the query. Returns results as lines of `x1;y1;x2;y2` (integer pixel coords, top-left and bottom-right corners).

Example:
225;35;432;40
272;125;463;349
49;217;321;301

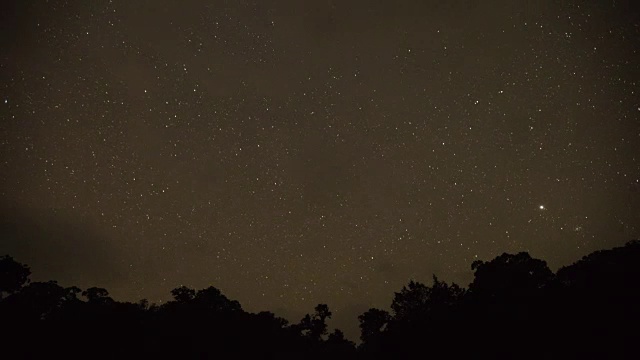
1;240;638;359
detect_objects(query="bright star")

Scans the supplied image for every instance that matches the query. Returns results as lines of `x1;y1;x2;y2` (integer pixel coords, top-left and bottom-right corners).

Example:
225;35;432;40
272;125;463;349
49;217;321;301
539;205;545;210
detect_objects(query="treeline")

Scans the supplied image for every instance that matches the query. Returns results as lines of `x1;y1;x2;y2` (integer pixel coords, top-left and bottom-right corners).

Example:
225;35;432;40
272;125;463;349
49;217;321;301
1;240;639;359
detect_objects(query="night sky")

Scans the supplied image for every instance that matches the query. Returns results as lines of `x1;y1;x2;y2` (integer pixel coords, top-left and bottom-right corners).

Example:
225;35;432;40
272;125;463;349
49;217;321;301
1;0;639;339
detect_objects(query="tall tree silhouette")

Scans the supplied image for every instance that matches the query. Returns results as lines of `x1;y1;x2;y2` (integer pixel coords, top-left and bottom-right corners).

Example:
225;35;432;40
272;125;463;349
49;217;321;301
469;252;554;300
193;286;242;313
391;276;464;321
358;308;390;352
170;285;196;303
297;303;332;341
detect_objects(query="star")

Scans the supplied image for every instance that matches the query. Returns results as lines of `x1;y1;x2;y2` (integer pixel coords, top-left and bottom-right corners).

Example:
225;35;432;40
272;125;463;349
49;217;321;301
0;0;637;343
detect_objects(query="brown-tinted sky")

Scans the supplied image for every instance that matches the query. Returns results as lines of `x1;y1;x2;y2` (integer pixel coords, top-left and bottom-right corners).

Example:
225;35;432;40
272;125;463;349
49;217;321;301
1;0;639;340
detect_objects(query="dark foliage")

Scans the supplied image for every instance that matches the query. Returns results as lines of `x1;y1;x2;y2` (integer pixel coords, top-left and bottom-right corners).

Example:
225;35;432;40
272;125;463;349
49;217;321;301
1;240;638;359
360;240;640;359
0;255;31;297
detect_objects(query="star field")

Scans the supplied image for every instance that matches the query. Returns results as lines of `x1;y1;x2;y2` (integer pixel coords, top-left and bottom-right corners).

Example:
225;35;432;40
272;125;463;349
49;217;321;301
1;0;639;339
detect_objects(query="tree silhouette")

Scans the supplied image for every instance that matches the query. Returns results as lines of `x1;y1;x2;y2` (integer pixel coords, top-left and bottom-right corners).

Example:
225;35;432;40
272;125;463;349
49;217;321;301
557;240;640;291
137;298;150;310
391;276;464;321
193;286;242;313
469;252;554;300
170;285;196;303
390;280;429;320
1;240;639;359
4;280;67;320
297;303;332;341
551;240;640;359
0;255;31;298
82;287;113;304
64;286;82;301
358;308;390;345
324;329;357;355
